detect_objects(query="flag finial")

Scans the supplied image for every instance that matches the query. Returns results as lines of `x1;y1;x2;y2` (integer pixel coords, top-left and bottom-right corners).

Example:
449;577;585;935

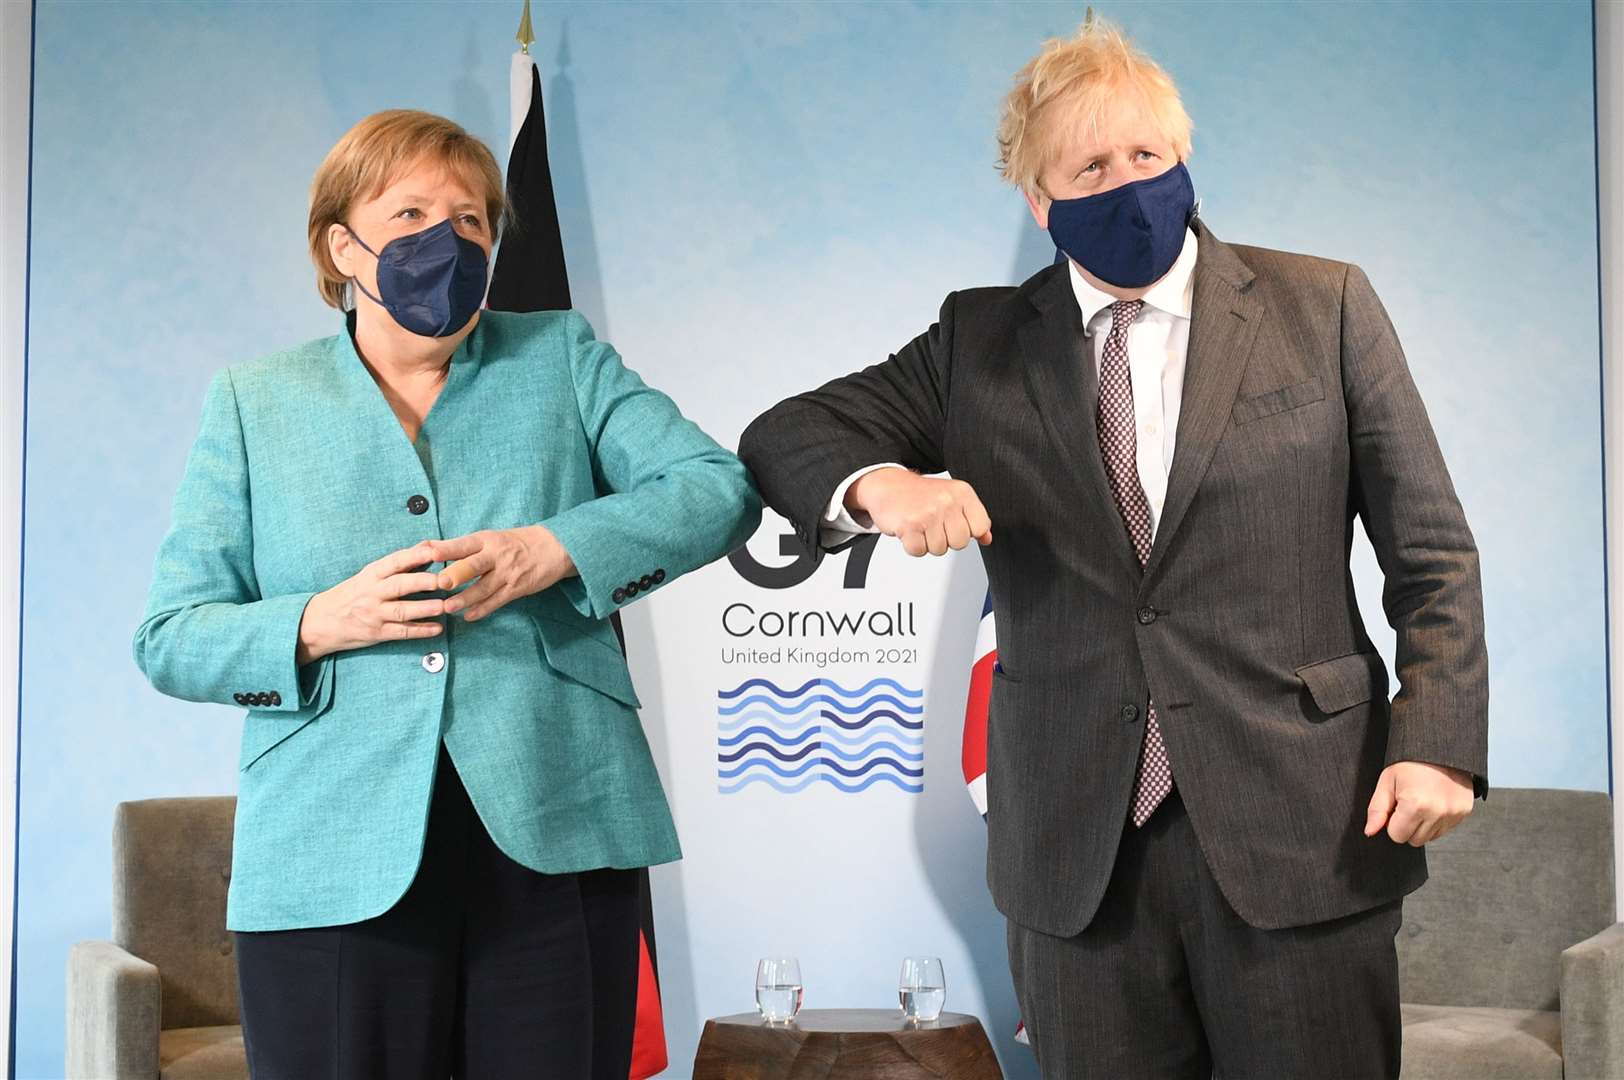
1084;6;1095;29
516;0;535;55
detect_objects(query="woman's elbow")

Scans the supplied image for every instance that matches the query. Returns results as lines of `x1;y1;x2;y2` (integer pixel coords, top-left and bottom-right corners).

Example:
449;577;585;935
730;483;764;552
723;455;763;535
131;612;183;698
698;456;762;555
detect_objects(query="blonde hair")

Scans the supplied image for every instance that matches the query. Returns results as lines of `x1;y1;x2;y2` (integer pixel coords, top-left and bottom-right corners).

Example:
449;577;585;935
996;18;1193;197
307;109;507;309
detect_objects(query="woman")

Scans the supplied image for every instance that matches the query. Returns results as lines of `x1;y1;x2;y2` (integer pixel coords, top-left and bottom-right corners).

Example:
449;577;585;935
133;110;761;1079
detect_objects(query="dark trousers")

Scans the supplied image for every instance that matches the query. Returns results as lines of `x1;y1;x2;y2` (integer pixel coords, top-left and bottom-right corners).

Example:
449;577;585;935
235;744;641;1080
1007;789;1403;1080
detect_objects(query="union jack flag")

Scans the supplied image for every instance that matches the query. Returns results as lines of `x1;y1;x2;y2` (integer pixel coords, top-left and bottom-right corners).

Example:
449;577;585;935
962;592;997;816
961;590;1030;1046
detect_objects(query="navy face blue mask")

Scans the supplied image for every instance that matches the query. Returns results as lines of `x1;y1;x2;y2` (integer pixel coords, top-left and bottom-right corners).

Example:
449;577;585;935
1046;162;1196;289
343;218;489;337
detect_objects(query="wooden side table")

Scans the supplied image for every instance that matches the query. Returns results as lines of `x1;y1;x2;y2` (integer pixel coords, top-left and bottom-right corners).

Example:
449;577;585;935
692;1008;1004;1080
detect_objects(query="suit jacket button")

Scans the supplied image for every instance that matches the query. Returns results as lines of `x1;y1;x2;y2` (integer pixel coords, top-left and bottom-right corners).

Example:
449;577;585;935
1120;705;1139;723
233;693;247;705
612;587;626;604
625;581;640;597
421;652;446;674
652;569;666;584
639;575;653;589
269;691;282;706
1137;606;1158;625
406;494;430;515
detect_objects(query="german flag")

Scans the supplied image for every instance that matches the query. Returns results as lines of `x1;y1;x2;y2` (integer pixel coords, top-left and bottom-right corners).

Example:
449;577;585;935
490;13;669;1078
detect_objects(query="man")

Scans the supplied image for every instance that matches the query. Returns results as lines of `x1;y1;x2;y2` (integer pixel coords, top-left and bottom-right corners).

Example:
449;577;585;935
738;19;1486;1079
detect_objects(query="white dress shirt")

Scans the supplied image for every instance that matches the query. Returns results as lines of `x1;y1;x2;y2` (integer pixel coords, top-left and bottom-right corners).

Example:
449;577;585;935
822;227;1200;546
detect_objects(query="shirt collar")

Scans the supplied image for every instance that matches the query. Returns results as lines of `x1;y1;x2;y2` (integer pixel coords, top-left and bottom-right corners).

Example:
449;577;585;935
1066;225;1200;330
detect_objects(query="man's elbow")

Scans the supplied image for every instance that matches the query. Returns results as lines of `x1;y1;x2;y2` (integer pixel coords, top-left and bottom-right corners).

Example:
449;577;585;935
737;403;793;477
736;417;767;475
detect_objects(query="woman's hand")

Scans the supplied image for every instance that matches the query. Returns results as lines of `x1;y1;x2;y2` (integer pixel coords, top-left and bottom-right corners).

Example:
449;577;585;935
427;525;577;621
297;542;447;664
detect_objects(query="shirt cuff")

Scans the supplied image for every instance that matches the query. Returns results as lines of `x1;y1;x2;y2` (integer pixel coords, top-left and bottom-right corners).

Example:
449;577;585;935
820;463;905;544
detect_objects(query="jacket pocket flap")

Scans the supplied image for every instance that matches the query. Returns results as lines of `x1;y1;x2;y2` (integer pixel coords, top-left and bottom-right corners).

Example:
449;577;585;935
239;657;336;771
530;613;642;709
1233;377;1325;425
1295;650;1388;715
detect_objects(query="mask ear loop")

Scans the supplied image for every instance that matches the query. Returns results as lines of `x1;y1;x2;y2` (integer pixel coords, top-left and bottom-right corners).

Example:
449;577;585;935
340;223;389;309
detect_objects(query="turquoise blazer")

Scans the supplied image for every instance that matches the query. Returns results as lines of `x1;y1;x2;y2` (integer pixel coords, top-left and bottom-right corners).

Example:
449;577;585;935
134;310;761;931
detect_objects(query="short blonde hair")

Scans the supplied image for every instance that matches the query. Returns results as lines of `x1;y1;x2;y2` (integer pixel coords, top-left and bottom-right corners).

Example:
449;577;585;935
307;109;507;309
997;19;1193;197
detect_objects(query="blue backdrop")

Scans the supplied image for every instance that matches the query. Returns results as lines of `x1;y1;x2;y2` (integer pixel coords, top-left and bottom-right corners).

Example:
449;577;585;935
18;2;1602;1077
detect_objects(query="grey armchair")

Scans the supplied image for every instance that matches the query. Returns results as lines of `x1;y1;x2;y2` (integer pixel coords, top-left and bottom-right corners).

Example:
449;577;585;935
1398;787;1621;1080
67;797;247;1080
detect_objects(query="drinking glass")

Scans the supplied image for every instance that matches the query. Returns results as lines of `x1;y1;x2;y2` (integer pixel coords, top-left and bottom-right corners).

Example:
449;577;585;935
899;956;946;1022
755;956;803;1023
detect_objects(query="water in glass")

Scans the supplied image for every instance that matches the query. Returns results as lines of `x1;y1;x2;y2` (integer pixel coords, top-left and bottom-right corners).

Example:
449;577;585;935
755;957;803;1023
899;956;945;1022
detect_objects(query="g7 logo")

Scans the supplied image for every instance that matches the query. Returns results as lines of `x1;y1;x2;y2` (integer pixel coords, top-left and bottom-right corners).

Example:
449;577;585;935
727;530;879;590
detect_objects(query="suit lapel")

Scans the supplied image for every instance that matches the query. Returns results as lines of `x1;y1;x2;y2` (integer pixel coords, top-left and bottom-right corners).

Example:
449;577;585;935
1016;266;1144;581
1141;224;1263;584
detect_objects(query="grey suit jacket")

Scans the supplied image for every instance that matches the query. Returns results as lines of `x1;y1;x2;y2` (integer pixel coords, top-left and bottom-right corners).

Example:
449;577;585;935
738;221;1488;935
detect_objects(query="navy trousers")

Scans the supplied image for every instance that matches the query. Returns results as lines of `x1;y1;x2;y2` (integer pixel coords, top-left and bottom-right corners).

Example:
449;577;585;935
234;743;641;1080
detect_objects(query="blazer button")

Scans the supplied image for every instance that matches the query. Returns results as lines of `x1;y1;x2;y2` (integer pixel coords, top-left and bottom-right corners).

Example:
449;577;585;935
406;494;430;515
612;587;626;604
638;575;653;589
625;581;640;597
1120;705;1139;723
269;691;282;706
1137;606;1158;625
233;693;247;705
421;652;446;674
248;692;264;706
652;569;667;584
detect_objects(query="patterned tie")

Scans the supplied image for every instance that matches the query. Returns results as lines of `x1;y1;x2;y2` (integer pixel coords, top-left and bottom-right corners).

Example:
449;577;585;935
1096;299;1174;827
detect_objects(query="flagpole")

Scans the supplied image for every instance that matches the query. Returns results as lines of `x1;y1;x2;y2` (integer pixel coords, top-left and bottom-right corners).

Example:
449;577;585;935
510;0;536;159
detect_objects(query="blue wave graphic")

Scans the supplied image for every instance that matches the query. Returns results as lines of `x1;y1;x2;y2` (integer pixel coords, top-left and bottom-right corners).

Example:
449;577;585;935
719;740;925;765
718;725;822;748
718;677;924;701
717;693;924;717
718;741;823;764
718;756;924;781
819;742;923;764
718;772;924;795
718;675;925;796
812;725;923;749
718;724;923;749
717;710;924;734
817;709;923;730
